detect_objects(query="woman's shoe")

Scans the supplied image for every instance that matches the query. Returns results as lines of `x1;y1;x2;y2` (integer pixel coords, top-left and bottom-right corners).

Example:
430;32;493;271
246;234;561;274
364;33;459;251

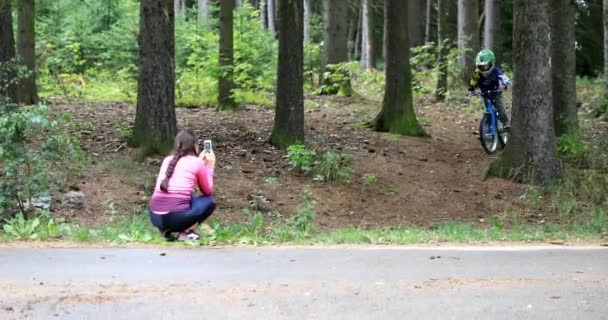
178;231;201;241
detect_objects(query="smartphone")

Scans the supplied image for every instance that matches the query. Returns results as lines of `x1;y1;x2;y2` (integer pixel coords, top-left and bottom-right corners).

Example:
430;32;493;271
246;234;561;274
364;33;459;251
203;140;212;154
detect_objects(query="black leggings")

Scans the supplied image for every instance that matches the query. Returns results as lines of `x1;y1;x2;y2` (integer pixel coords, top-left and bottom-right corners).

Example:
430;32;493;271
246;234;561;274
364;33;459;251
149;195;216;233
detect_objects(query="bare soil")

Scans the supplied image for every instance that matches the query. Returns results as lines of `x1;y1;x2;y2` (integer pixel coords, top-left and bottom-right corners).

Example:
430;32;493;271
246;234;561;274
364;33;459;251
47;95;528;230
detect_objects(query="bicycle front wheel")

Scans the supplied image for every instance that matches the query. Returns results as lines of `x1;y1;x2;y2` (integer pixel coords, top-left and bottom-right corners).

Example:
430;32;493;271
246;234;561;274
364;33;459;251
479;114;498;154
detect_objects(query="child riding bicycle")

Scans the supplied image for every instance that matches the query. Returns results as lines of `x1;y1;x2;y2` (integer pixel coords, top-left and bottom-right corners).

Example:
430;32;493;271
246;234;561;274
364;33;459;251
468;49;511;129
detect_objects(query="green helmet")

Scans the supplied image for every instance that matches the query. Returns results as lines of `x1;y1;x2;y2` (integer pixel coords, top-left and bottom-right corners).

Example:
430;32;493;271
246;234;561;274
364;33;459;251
475;49;496;76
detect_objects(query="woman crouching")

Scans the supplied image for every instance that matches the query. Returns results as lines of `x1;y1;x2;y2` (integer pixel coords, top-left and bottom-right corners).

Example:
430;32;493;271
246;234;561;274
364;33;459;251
149;130;216;241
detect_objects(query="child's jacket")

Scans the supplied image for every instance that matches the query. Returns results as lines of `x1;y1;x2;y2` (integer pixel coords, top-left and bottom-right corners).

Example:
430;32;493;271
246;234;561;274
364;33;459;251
469;68;510;92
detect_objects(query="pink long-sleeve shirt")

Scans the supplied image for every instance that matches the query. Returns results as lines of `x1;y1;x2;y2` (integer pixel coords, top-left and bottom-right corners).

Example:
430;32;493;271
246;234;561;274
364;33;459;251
149;155;214;214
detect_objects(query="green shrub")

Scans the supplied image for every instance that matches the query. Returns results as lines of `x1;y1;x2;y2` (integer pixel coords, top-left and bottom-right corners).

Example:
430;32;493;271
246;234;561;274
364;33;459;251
313;151;354;183
0;101;82;219
287;144;316;174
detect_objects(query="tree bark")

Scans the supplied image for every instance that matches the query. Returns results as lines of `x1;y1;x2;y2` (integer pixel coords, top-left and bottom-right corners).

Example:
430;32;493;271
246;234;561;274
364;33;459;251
489;0;560;184
267;0;276;36
408;0;426;48
0;0;16;102
175;0;186;18
360;0;375;70
321;0;351;95
323;0;348;66
483;0;499;53
17;0;37;105
435;0;448;101
457;0;479;84
551;0;577;136
373;0;426;137
218;0;236;110
260;0;267;28
304;0;311;44
352;4;362;61
198;0;210;22
133;0;177;155
604;0;608;86
424;0;433;44
270;0;304;148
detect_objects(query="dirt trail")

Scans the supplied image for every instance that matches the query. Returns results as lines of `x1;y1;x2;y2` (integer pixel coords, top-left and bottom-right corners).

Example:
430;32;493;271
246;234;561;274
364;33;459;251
49;95;525;229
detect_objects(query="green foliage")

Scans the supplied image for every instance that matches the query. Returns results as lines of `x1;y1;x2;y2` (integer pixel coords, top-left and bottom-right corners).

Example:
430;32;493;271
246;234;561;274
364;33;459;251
556;133;591;164
313;151;354;183
269;189;317;242
287;144;316;174
304;43;323;89
2;212;69;240
363;173;377;185
319;62;358;96
287;145;354;183
0;101;82;218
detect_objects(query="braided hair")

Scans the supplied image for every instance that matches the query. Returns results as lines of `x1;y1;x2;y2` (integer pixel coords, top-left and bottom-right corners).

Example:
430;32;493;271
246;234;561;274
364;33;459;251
160;130;197;192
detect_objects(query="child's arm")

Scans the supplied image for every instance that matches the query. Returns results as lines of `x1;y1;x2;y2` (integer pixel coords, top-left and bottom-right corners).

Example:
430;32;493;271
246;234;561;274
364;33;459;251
468;70;480;91
496;68;510;88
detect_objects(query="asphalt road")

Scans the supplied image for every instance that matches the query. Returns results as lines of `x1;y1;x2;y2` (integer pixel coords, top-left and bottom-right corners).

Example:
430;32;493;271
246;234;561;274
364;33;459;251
0;246;607;320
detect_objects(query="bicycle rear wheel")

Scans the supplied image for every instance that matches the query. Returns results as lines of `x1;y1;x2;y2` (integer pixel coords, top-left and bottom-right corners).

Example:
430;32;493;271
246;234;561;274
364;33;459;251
479;114;498;154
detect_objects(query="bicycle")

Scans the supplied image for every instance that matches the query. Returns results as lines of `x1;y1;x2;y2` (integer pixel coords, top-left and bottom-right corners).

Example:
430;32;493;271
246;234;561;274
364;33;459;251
469;89;509;154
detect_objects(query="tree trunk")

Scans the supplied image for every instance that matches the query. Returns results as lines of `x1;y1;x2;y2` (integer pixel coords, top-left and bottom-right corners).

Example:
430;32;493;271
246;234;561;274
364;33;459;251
435;0;448;101
304;0;311;44
373;0;426;137
198;0;210;22
483;0;499;53
260;0;267;28
551;0;577;136
489;0;560;184
360;0;375;70
408;0;425;48
218;0;236;110
267;0;275;36
17;0;37;105
352;5;362;61
457;0;479;84
175;0;186;18
322;0;351;95
323;0;348;66
424;0;433;44
0;0;16;102
133;0;177;155
270;0;304;148
604;0;608;86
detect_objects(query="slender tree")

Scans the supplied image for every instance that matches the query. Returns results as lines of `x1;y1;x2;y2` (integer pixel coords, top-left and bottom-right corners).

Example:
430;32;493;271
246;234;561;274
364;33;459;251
133;0;177;154
175;0;186;18
270;0;304;148
483;0;500;54
304;0;311;44
198;0;210;22
489;0;560;184
435;0;448;101
267;0;276;36
360;0;375;70
551;0;577;136
17;0;37;105
322;0;351;95
604;0;608;87
218;0;236;110
373;0;426;137
424;0;433;44
0;0;16;102
408;0;426;48
457;0;479;83
260;0;267;28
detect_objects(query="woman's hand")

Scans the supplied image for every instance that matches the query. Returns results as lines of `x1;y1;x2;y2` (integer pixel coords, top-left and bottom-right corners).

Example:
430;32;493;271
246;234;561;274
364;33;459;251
200;151;216;169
